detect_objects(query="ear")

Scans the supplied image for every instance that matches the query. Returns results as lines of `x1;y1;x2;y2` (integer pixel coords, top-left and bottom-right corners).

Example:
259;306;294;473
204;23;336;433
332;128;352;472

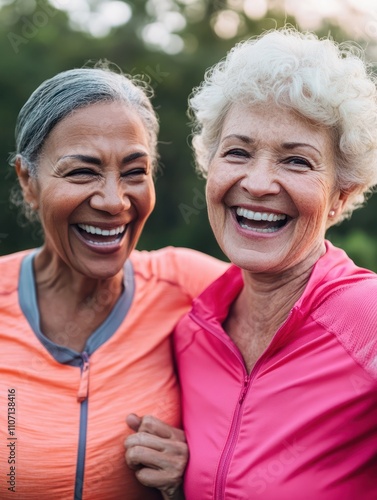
328;190;349;221
15;156;39;209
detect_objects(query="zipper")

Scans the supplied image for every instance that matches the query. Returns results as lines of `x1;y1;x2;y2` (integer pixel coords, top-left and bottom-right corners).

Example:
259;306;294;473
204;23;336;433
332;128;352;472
189;306;297;500
189;313;252;500
215;373;251;500
214;350;273;500
77;352;90;402
189;313;247;366
74;351;90;500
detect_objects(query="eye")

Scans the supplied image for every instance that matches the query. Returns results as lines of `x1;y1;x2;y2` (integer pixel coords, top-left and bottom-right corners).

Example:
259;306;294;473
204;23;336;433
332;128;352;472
63;168;99;183
65;168;98;178
122;167;148;178
283;156;312;169
222;148;250;159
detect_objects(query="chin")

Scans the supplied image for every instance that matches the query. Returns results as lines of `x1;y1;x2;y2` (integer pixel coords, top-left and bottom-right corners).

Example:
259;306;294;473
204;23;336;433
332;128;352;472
223;247;281;274
76;261;125;281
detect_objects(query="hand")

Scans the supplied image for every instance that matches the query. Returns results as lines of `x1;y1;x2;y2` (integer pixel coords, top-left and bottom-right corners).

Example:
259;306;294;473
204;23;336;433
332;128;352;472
125;414;187;500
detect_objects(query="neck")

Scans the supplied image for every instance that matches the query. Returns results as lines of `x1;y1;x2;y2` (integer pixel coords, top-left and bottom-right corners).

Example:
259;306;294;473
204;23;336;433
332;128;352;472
33;247;124;310
240;248;323;330
224;247;326;373
32;246;125;351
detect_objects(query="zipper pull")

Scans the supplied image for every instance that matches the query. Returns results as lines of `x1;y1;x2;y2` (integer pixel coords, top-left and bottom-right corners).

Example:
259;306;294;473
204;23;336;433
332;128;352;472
77;352;90;402
239;375;249;404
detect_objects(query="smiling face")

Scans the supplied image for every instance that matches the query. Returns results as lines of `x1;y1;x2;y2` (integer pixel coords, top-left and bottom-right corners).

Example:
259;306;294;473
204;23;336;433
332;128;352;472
206;103;347;275
19;101;155;279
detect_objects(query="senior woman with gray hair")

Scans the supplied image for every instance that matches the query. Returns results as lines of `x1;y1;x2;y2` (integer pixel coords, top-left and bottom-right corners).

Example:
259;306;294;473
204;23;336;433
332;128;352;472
126;28;377;499
0;65;226;499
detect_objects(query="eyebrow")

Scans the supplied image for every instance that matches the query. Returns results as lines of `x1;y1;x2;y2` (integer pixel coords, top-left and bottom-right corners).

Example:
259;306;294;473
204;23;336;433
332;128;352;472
282;142;322;156
222;134;254;144
222;135;322;156
58;152;148;165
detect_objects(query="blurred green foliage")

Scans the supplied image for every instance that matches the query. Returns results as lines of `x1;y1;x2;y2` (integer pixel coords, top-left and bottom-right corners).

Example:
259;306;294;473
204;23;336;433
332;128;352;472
0;0;376;271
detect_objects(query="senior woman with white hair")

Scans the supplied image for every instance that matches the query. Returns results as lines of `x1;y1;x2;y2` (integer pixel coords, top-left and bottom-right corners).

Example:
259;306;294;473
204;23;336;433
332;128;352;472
0;65;227;499
126;28;377;499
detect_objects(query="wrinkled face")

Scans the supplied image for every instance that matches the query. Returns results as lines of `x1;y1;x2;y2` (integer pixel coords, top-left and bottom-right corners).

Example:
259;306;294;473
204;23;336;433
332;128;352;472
206;103;346;275
25;101;155;279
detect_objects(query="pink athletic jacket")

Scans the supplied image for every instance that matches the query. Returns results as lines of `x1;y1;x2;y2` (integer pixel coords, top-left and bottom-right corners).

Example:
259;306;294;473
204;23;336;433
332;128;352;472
175;242;377;500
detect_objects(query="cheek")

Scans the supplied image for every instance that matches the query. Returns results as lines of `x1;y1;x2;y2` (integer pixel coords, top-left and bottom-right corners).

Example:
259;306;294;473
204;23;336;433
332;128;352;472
206;197;225;237
206;170;224;206
135;183;156;217
39;191;77;220
296;177;332;212
205;186;219;222
146;183;156;212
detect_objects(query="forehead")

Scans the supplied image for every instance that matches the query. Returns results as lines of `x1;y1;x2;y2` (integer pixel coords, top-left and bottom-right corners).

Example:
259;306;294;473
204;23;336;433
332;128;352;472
43;101;150;153
59;101;146;134
221;103;334;151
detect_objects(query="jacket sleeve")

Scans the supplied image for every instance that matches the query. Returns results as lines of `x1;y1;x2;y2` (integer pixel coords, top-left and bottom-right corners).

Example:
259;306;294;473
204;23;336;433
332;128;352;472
149;246;229;301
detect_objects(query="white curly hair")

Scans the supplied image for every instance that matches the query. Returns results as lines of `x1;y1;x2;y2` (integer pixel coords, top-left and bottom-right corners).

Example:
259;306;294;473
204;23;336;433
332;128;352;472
189;27;377;221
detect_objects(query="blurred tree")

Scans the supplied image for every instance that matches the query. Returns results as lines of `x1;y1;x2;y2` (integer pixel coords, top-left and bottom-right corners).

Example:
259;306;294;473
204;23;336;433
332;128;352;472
0;0;376;270
327;229;377;271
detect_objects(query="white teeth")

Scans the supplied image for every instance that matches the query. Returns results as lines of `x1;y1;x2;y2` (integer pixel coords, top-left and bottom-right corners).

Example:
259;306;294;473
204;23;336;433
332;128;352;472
236;207;287;222
77;224;125;236
239;223;280;233
87;240;119;246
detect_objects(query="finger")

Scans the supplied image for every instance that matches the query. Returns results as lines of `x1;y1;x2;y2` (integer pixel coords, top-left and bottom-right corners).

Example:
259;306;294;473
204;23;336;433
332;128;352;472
126;440;188;470
135;467;184;490
126;432;188;458
126;432;167;453
126;413;142;432
126;445;168;470
138;415;186;442
124;426;169;459
127;444;187;484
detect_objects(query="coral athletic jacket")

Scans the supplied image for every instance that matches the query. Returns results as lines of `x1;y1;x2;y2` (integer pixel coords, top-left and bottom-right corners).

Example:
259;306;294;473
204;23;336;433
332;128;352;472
0;247;226;500
175;242;377;500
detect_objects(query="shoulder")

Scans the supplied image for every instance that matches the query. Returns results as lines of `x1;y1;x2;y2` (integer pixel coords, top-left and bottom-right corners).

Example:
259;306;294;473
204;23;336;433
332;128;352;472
312;274;377;378
0;249;34;295
312;243;377;313
130;247;229;299
174;265;243;353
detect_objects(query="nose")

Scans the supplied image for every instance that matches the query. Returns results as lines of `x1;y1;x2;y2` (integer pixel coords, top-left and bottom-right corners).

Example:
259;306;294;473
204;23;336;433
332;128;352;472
239;158;281;197
89;176;131;215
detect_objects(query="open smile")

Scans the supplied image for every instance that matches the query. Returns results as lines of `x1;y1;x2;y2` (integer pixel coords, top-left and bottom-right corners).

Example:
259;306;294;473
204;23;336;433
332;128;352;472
235;207;289;233
73;223;127;249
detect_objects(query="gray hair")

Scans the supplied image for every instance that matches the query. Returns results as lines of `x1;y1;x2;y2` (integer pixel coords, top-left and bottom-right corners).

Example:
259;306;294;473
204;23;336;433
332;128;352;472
12;63;159;173
10;62;159;222
189;28;377;222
